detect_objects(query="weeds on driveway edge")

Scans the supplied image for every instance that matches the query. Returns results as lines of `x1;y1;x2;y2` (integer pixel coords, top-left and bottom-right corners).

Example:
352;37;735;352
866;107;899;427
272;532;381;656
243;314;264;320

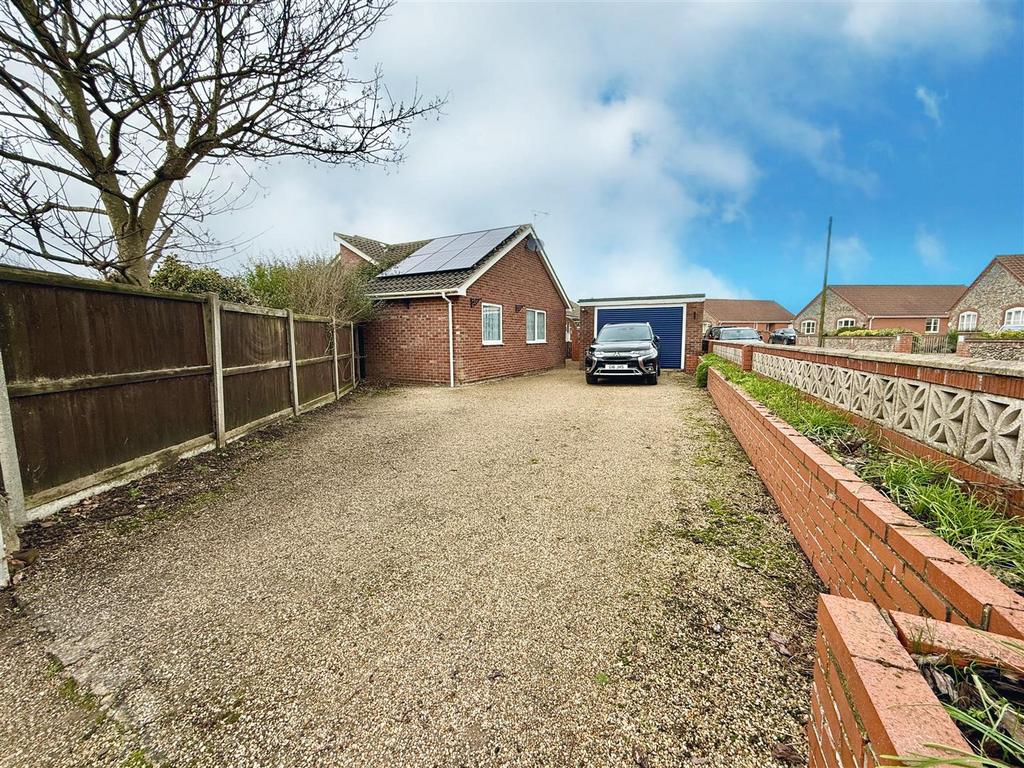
697;354;1024;594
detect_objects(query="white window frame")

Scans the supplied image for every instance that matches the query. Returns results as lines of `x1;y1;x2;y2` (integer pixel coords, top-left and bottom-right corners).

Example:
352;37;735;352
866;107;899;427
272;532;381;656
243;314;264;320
481;302;503;346
1005;307;1024;326
800;319;817;335
924;317;940;334
836;317;856;329
526;308;546;344
958;311;978;332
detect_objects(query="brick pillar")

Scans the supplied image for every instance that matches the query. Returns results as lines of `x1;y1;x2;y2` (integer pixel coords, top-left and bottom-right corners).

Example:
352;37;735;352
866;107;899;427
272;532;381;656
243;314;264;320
741;344;753;371
578;306;594;369
893;333;913;353
956;335;970;357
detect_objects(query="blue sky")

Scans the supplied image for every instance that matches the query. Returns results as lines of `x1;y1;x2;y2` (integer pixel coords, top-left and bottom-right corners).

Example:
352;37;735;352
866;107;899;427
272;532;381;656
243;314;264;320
215;1;1024;313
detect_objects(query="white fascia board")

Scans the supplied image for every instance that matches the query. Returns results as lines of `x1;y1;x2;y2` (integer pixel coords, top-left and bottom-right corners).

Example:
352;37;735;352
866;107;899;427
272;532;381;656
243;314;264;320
333;233;379;266
366;288;451;299
457;226;573;310
578;296;704;308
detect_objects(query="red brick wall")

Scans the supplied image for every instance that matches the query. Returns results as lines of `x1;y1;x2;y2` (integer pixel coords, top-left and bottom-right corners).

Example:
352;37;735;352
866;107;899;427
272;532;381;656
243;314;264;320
362;298;449;385
810;595;973;768
577;302;704;372
871;316;949;334
707;367;1024;638
452;239;566;383
336;243;373;271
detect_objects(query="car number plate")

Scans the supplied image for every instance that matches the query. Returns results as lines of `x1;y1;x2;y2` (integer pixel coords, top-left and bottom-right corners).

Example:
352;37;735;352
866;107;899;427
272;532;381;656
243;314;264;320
605;363;629;370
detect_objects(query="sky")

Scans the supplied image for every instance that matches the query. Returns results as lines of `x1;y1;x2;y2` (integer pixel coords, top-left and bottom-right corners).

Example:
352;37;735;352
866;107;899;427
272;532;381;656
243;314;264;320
212;1;1024;313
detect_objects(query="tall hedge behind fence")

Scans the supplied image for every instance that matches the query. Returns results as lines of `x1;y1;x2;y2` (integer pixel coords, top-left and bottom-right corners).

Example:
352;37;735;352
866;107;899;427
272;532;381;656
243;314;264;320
0;265;355;527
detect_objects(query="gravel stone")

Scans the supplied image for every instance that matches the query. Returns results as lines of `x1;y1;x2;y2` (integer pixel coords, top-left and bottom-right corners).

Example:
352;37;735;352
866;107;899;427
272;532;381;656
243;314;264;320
0;365;821;767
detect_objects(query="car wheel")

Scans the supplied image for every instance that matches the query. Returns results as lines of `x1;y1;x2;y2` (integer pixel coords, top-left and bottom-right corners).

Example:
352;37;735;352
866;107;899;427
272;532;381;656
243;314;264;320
586;373;598;385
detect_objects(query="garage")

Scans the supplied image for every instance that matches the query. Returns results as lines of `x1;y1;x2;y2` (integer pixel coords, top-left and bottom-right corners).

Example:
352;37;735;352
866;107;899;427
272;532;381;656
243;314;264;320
577;294;706;371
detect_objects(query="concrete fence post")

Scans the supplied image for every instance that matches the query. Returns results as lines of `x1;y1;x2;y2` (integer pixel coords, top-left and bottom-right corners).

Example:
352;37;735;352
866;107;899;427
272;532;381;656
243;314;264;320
350;322;357;387
205;293;226;447
287;310;300;416
0;345;23;586
331;317;341;400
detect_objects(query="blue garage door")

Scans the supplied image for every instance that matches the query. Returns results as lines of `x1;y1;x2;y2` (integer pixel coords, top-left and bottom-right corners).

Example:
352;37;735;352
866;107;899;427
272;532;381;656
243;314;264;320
596;306;685;368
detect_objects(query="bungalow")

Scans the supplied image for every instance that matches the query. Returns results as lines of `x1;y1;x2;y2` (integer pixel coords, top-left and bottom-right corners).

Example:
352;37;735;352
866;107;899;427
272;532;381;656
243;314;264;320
335;224;570;386
792;284;965;338
702;299;793;338
947;254;1024;332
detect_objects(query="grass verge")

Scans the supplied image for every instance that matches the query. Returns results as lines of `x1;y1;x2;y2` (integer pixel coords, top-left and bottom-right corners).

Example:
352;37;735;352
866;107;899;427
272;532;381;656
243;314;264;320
696;355;1024;593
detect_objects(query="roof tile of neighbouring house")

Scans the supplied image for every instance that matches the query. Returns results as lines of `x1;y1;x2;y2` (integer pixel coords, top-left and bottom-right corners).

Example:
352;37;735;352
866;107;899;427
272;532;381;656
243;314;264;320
825;284;967;317
704;298;793;323
336;233;432;266
361;225;529;295
995;255;1024;285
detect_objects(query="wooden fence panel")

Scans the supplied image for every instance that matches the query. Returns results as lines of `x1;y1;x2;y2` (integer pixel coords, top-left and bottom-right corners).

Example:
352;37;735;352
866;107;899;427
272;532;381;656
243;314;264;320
0;273;212;508
0;266;356;523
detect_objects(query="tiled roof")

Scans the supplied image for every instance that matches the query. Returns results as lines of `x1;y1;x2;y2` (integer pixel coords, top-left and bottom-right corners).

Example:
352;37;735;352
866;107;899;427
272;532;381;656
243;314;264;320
828;284;966;317
362;225;528;296
995;255;1024;285
336;233;431;267
704;298;793;322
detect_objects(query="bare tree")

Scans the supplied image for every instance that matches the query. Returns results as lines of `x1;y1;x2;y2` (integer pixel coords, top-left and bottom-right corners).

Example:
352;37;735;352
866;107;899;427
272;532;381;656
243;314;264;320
0;0;440;284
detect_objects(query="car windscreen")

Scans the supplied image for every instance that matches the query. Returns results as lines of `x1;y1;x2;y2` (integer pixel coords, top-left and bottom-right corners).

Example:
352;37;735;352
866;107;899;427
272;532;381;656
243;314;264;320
720;328;760;340
597;324;652;342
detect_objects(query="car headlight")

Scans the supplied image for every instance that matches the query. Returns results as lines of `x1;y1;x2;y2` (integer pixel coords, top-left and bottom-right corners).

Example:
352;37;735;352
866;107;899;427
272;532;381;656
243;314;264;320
591;349;604;358
633;349;658;360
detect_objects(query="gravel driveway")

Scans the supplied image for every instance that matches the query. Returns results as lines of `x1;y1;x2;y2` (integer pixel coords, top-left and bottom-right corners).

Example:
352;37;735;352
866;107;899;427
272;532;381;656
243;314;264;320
1;365;821;767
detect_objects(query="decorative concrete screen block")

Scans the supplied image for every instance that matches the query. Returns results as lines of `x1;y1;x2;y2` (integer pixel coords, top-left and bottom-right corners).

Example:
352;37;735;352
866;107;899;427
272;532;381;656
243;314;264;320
714;343;744;366
924;386;971;455
964;393;1023;481
891;378;929;438
747;346;1024;486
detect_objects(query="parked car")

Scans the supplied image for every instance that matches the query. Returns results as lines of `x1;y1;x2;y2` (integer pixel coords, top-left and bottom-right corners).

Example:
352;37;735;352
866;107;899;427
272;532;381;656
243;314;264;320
716;327;765;345
585;322;660;385
769;327;797;345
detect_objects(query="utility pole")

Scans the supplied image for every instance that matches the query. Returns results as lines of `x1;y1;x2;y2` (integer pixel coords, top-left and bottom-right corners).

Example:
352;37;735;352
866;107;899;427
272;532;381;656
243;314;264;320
817;216;833;348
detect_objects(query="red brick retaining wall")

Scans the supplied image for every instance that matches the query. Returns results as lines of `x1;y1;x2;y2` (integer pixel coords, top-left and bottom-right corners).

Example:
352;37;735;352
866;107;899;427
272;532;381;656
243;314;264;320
707;367;1024;638
811;595;976;768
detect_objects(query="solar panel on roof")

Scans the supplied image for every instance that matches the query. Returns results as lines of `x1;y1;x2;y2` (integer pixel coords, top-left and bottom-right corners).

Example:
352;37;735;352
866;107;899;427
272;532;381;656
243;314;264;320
376;226;520;277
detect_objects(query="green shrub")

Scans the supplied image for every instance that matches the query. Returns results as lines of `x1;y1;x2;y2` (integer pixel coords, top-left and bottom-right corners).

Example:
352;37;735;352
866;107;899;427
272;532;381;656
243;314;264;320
980;330;1024;340
151;255;255;303
244;254;373;321
826;327;910;337
694;359;710;388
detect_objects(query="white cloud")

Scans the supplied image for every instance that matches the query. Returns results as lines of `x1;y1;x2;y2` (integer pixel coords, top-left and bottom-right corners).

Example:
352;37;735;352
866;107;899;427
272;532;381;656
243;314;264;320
831;236;872;281
205;2;1009;299
915;227;949;269
915;86;943;126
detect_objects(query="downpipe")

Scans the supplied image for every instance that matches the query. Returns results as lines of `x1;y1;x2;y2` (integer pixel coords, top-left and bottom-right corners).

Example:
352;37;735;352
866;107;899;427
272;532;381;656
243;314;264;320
442;293;455;388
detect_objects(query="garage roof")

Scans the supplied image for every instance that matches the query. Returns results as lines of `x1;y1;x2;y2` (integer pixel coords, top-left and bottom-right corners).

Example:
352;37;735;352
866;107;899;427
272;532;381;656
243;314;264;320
578;293;705;306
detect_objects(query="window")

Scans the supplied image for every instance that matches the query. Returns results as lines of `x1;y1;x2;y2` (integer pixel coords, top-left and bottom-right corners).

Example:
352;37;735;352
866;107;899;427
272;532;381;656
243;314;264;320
924;317;940;334
837;318;856;329
800;319;817;335
526;309;546;343
482;303;503;345
958;311;978;331
1005;307;1024;326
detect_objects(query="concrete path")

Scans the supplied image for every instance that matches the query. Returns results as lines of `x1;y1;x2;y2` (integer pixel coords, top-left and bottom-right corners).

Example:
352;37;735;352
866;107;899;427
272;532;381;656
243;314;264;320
1;365;820;767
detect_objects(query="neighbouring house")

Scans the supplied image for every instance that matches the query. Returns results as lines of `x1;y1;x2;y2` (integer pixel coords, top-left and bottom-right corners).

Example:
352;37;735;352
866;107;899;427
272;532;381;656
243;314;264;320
702;298;793;337
947;254;1024;332
791;284;966;337
336;224;570;386
577;295;705;372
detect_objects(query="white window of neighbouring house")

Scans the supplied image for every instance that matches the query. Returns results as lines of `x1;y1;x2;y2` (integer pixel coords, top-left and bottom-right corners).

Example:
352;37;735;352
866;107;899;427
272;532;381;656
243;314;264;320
482;303;503;345
837;317;856;329
925;317;940;334
958;311;978;331
800;319;816;335
526;309;546;343
1005;307;1024;326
